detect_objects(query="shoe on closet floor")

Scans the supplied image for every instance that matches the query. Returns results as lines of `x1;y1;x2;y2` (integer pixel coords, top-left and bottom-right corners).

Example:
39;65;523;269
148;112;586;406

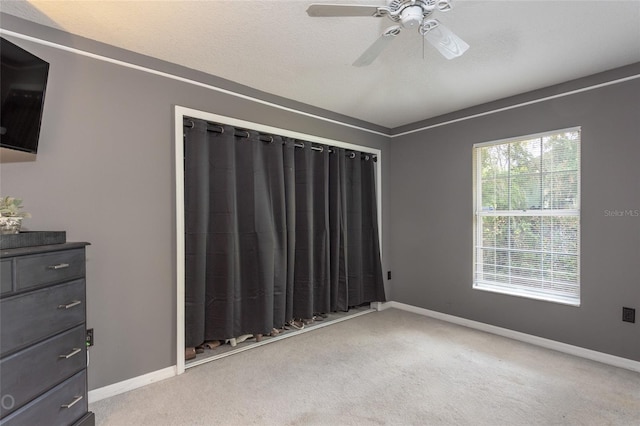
185;347;196;360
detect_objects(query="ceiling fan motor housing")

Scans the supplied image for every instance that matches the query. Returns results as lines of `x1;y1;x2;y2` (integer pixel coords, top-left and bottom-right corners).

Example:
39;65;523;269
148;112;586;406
388;0;438;28
400;6;424;28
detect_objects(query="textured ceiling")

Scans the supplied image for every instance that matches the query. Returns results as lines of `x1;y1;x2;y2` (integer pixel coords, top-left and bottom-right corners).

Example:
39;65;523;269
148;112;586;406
2;0;640;129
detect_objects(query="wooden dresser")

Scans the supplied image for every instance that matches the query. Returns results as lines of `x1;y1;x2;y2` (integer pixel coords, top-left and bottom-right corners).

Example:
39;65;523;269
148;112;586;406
0;242;94;426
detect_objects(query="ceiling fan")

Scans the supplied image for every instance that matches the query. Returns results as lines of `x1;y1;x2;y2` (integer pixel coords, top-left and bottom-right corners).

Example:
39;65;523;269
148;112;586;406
307;0;469;66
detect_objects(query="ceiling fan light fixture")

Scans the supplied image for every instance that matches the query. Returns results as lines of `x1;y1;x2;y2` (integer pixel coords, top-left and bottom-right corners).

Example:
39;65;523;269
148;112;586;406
400;5;424;28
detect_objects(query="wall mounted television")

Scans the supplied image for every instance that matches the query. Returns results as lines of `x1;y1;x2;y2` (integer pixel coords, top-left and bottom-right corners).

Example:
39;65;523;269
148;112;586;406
1;37;50;154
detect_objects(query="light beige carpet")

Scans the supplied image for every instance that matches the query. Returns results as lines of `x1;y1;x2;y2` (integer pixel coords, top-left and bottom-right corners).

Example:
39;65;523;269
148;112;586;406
90;308;640;425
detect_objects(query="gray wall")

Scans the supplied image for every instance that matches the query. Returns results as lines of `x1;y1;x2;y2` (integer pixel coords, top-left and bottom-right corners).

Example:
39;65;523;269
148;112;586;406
389;75;640;361
0;16;390;390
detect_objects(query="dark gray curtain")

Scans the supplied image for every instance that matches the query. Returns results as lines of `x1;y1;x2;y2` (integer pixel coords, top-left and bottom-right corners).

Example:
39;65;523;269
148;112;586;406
184;118;385;347
292;142;330;319
328;148;349;312
346;152;386;305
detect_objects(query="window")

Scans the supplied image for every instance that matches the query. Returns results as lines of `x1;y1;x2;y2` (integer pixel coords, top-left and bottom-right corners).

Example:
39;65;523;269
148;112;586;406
473;128;581;305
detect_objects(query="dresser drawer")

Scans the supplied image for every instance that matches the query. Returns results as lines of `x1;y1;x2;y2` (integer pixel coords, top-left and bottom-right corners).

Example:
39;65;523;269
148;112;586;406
0;370;87;426
0;325;86;417
15;248;85;292
0;259;11;295
0;280;85;356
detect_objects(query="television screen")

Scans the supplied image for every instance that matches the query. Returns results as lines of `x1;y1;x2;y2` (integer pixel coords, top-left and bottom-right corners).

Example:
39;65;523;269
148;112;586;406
1;37;49;154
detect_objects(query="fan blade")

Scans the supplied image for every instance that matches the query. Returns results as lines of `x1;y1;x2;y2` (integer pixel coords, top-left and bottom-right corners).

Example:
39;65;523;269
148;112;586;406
353;26;401;67
307;4;389;17
424;21;469;59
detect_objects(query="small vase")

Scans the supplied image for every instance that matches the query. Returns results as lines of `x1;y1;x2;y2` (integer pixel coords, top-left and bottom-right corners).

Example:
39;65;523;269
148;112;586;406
0;217;23;234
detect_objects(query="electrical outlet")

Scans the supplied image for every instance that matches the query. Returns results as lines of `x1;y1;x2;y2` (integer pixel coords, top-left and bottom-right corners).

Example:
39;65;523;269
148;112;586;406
86;328;94;346
622;307;635;323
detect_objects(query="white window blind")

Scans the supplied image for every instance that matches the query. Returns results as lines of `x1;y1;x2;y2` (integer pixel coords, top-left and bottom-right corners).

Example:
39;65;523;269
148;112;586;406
473;128;581;305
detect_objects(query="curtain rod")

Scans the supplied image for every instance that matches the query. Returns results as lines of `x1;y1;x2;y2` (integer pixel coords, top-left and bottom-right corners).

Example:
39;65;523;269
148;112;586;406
183;119;377;161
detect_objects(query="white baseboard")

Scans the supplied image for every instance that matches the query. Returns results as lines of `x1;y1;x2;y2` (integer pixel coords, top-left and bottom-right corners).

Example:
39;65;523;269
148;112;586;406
382;301;640;374
369;301;383;311
88;366;176;404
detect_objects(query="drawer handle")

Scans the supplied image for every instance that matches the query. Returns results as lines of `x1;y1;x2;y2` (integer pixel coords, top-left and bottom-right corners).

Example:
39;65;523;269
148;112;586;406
58;300;82;309
61;395;83;409
48;263;70;270
59;348;82;359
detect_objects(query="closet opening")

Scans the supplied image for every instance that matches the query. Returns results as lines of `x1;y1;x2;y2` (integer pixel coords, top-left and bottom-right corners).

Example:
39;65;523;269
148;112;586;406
174;106;384;374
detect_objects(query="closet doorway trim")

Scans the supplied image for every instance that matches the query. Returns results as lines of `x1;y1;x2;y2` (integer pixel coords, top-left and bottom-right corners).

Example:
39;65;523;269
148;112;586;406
174;105;382;375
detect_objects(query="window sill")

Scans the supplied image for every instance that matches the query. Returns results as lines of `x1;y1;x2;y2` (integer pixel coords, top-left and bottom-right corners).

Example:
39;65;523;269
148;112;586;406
473;282;580;307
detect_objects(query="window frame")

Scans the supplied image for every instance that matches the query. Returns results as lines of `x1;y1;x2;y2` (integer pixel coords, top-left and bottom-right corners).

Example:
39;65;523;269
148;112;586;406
472;127;581;306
